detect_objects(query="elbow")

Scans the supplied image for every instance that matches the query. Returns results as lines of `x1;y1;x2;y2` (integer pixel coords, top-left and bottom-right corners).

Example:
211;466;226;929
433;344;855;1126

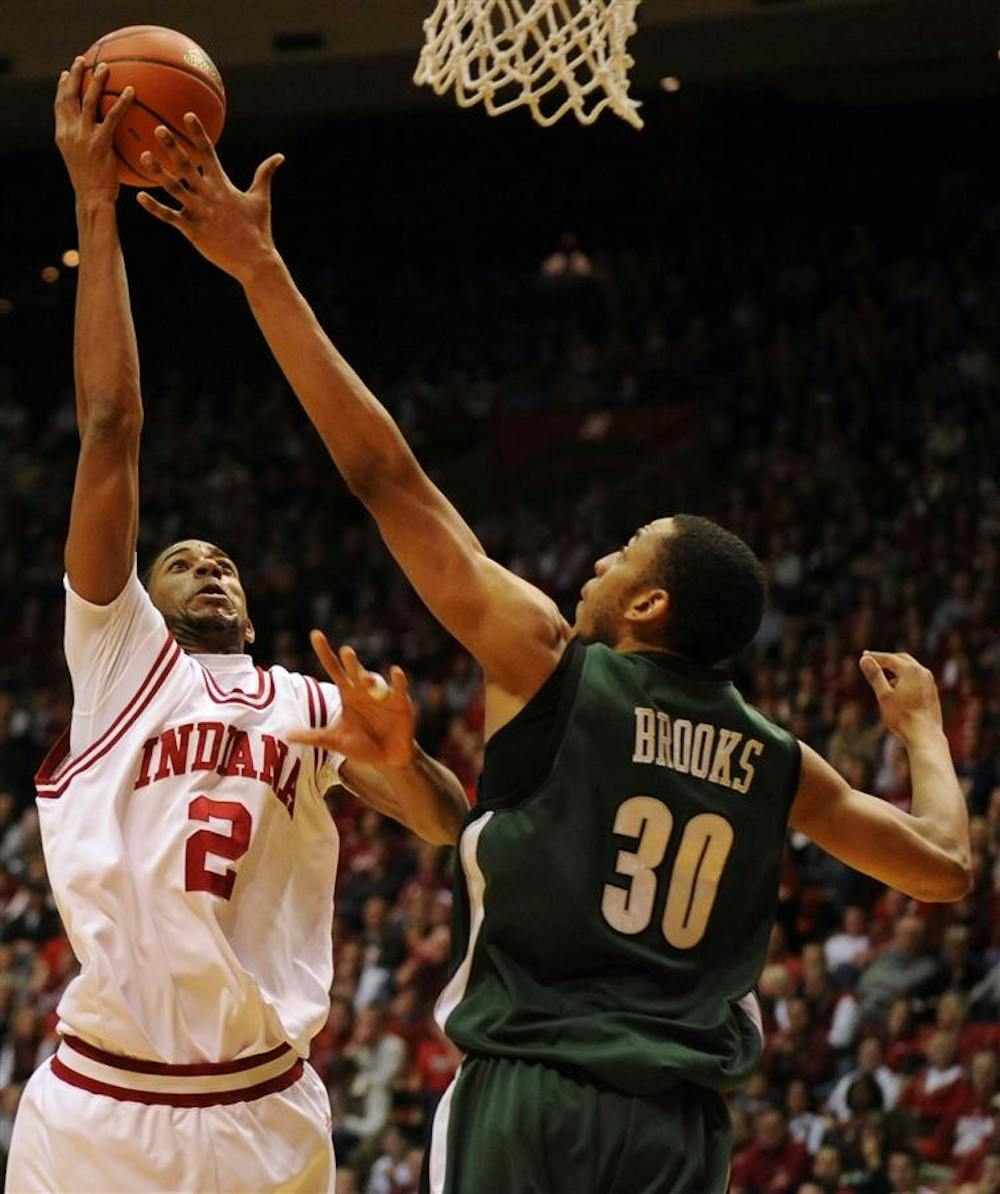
344;465;383;505
917;852;973;903
82;405;143;442
344;448;418;508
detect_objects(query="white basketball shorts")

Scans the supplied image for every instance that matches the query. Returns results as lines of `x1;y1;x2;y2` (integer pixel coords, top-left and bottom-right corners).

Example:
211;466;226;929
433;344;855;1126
5;1037;335;1193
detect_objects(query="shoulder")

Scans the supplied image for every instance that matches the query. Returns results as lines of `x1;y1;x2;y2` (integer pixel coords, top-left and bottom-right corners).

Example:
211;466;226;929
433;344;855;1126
280;668;342;726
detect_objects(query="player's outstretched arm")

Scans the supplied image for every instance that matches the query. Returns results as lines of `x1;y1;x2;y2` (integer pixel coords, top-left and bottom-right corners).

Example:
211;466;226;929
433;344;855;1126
136;121;571;704
290;633;469;845
789;651;971;902
55;58;141;605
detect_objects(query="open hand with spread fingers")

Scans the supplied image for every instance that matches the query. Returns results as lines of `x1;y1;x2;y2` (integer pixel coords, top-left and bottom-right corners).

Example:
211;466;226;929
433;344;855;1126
289;632;417;769
54;57;134;202
859;650;944;745
135;112;284;283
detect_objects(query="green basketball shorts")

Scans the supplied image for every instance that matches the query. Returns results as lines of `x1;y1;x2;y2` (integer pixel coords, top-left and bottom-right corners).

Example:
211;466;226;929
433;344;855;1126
421;1054;732;1194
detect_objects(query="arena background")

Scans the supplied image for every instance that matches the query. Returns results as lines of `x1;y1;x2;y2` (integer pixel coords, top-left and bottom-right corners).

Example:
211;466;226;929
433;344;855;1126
1;3;999;1191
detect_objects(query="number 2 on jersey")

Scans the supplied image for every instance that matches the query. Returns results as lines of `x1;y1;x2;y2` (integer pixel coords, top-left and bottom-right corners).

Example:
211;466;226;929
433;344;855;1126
185;796;252;900
601;796;734;948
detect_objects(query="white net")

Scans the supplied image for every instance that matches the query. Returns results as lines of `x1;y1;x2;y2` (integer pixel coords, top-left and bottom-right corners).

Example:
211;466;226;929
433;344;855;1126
414;0;643;129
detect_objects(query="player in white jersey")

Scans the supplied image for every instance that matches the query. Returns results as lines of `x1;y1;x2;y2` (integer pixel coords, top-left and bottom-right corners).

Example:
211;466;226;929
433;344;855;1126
4;60;468;1194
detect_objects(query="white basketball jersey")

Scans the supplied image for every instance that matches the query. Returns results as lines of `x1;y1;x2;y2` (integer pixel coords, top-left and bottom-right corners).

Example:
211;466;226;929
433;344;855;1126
35;566;345;1064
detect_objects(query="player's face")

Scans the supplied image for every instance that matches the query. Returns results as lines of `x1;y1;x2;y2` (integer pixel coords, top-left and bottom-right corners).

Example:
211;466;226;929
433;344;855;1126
574;517;673;647
148;539;254;651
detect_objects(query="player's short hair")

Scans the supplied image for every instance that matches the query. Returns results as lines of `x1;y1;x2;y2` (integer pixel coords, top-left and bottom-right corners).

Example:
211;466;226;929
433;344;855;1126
652;515;766;665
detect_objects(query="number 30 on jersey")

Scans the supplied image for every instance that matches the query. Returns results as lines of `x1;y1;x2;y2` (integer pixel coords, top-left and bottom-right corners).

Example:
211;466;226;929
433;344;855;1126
601;796;734;949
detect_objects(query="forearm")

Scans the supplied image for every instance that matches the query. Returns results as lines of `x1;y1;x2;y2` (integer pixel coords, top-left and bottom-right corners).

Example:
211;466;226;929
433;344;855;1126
341;748;469;846
74;199;141;432
905;727;970;865
403;748;470;844
241;253;416;499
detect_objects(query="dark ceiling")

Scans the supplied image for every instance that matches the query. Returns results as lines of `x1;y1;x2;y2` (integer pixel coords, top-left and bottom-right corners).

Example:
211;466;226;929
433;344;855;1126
1;0;998;150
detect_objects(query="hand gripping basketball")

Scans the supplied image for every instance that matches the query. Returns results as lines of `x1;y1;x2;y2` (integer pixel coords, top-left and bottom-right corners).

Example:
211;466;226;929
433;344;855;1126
136;113;284;284
54;58;135;203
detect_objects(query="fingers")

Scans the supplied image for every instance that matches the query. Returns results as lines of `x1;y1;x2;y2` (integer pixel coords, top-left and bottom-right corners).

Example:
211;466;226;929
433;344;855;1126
151;127;200;190
140;151;194;204
287;727;338;747
310;630;347;688
81;62;108;122
54;60;77;114
389;665;409;698
251;153;285;196
54;58;85;134
859;654;892;699
182;112;217;155
859;650;918;671
182;112;225;180
102;86;135;136
337;647;388;698
339;646;366;686
136;191;187;231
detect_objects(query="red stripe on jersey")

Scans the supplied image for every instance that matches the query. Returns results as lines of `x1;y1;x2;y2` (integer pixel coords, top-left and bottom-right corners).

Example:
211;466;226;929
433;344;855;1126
36;637;183;798
304;675;320;777
62;1035;293;1076
313;678;330;773
35;632;175;788
200;664;275;708
51;1055;303;1107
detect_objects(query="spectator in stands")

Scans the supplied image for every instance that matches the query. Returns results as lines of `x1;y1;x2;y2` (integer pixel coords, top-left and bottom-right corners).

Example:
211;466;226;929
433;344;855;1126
786;1078;830;1155
365;1124;411;1194
0;1009;43;1089
731;1107;811;1194
857;917;942;1024
334;1005;407;1167
355;896;407;1009
935;922;984;993
956;1147;1000;1194
920;1050;998;1165
840;1114;893;1194
810;1142;851;1193
825;905;873;981
0;1081;22;1182
881;998;922;1076
898;1030;964;1152
763;995;837;1088
885;1148;933;1194
827;1038;900;1123
825;701;882;778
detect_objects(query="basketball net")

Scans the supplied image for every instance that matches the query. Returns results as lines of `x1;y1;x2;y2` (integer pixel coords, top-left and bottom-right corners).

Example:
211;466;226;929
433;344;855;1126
414;0;643;129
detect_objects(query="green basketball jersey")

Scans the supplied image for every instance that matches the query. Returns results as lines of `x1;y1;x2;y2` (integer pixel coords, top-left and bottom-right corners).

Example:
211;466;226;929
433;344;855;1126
437;640;801;1097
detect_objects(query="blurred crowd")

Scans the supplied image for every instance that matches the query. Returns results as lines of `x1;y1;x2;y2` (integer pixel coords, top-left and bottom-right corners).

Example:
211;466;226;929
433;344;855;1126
0;160;998;1192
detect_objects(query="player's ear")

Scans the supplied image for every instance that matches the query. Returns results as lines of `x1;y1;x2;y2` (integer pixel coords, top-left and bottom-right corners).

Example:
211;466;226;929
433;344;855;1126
624;587;669;628
244;618;256;646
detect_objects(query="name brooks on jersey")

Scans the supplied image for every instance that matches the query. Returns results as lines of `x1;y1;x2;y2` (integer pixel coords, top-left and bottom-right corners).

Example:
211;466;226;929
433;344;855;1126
632;707;764;794
133;722;302;815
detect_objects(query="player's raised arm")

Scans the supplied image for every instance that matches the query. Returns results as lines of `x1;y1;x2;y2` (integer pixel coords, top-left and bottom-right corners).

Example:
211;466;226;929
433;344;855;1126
55;58;141;605
790;651;971;902
136;121;571;705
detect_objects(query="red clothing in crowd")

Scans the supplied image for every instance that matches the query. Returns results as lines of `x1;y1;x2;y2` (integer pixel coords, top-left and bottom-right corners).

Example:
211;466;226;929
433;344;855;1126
920;1080;997;1163
412;1037;458;1097
900;1062;965;1140
731;1138;810;1194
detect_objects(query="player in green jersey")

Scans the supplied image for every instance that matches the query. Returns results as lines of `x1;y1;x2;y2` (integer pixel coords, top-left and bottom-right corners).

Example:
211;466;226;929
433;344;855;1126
140;124;972;1194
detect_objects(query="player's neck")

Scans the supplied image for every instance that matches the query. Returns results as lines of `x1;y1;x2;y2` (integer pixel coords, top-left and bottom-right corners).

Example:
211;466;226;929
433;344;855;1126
612;631;672;656
172;625;247;656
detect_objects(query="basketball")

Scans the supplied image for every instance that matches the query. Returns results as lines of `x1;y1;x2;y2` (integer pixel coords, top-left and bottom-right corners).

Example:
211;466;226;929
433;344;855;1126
81;26;226;187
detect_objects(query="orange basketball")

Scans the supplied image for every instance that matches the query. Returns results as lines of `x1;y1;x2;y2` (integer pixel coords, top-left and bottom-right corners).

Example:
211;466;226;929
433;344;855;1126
81;26;226;187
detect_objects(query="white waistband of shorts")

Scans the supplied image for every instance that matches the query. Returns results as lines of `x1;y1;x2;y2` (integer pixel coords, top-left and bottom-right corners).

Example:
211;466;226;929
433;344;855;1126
53;1037;302;1105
